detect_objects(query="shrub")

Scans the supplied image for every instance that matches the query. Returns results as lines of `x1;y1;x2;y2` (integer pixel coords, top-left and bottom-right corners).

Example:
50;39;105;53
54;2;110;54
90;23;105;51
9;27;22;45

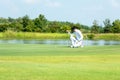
87;34;95;40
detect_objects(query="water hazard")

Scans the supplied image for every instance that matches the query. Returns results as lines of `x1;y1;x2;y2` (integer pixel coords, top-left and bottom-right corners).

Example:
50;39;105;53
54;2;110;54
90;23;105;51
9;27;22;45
0;39;120;46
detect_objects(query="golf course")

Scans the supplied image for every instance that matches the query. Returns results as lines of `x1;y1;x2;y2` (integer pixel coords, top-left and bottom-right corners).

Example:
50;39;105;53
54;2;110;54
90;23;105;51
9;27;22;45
1;0;120;80
0;44;120;80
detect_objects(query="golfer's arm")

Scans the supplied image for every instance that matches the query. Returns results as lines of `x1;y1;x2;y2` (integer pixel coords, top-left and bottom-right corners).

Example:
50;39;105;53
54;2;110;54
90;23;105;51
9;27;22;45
67;32;71;35
79;33;83;40
68;32;73;37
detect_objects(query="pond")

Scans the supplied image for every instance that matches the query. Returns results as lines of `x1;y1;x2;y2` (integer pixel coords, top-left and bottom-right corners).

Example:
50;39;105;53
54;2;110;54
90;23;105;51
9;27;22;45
0;39;120;46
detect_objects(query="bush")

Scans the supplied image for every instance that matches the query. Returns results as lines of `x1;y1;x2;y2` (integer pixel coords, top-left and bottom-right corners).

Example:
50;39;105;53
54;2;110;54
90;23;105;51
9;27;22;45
87;34;95;40
0;24;9;32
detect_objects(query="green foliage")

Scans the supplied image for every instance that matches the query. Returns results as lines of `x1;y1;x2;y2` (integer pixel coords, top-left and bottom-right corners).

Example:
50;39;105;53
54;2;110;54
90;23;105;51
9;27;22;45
60;25;71;33
112;19;120;33
0;14;91;33
0;24;9;32
34;14;47;32
0;17;9;24
103;19;112;33
47;21;60;33
8;17;15;23
22;15;30;31
86;33;95;40
91;20;100;33
47;21;72;33
74;23;81;29
81;25;91;33
0;14;120;33
99;26;104;33
9;22;23;32
26;20;36;32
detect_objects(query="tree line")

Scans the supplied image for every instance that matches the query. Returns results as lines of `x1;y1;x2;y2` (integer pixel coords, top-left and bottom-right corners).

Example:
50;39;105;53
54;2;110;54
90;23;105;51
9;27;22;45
91;19;120;33
0;14;120;33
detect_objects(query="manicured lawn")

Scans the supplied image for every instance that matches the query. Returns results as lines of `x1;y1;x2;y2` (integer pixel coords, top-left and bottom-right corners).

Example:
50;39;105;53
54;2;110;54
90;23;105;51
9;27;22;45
0;44;120;80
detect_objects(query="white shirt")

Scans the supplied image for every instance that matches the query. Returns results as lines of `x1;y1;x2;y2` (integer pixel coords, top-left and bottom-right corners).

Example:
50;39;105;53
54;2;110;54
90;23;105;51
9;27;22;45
73;29;83;41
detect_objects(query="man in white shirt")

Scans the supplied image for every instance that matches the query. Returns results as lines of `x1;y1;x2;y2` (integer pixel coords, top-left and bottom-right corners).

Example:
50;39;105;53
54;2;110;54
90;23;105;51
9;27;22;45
67;26;84;48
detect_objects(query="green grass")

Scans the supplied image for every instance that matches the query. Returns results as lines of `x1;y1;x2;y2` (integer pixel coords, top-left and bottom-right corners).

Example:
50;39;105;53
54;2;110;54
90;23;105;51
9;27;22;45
0;31;69;39
0;31;120;40
0;44;120;80
93;33;120;40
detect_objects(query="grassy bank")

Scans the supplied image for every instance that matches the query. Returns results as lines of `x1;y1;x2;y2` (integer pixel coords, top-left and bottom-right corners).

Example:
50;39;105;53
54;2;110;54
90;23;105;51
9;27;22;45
0;44;120;80
0;31;69;39
0;30;120;40
85;33;120;40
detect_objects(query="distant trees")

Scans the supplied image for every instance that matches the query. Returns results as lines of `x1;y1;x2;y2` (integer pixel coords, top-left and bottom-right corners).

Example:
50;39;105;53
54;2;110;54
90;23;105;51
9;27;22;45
0;24;9;32
91;19;120;33
0;14;120;33
34;14;47;32
112;19;120;33
0;17;10;32
91;20;100;33
47;21;72;33
103;19;112;33
22;15;29;31
0;17;9;24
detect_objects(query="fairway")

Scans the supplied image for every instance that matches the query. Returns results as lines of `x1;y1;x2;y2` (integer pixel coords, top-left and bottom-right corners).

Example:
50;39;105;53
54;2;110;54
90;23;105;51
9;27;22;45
0;44;120;80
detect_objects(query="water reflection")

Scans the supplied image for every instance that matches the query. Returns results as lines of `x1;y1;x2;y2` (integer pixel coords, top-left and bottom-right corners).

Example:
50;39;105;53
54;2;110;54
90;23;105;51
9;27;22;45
0;39;120;46
86;40;120;46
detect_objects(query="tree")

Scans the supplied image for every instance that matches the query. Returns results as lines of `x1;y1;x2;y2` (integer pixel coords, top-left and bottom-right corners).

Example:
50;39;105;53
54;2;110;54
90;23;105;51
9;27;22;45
26;20;36;32
75;23;81;29
22;15;30;31
80;25;91;33
47;21;60;33
60;25;71;33
112;19;120;33
99;25;104;33
91;20;100;33
9;22;23;32
0;24;9;32
103;19;112;33
16;17;23;24
34;14;47;32
0;17;8;24
8;17;15;23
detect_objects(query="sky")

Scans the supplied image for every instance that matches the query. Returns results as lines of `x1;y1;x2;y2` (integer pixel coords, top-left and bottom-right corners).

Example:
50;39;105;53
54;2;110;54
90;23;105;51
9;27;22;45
0;0;120;26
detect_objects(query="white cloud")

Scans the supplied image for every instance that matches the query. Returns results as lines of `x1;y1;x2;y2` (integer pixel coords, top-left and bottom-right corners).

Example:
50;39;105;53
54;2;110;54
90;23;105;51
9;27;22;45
22;0;61;7
44;0;61;7
110;0;120;8
23;0;40;5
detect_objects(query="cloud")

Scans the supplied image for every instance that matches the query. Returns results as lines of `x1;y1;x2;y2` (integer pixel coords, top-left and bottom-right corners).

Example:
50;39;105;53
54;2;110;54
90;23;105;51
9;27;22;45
22;0;62;7
44;0;61;7
109;0;120;8
23;0;40;5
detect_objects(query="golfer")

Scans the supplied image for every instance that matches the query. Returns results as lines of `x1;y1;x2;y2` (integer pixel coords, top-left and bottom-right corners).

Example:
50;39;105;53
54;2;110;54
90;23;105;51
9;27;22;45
67;26;84;48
